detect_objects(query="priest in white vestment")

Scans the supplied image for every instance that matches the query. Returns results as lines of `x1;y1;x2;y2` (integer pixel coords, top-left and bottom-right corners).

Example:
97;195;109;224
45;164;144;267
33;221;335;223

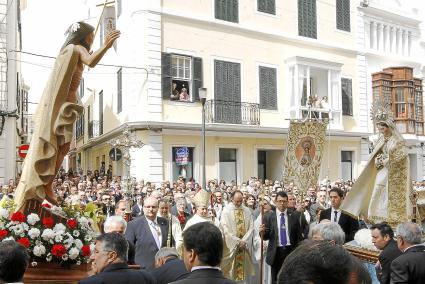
220;190;255;283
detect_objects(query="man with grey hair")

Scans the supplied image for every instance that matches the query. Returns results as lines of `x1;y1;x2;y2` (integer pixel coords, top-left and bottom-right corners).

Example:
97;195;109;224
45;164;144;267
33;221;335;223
150;247;188;284
103;215;134;265
390;221;425;283
309;222;345;245
79;233;154;284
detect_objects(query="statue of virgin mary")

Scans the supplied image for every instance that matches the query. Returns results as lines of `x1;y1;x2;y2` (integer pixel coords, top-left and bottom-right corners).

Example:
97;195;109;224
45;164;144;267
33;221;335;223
341;101;413;227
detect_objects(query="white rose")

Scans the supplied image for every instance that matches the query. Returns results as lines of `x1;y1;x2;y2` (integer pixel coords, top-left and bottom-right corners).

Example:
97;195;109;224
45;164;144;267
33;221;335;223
41;229;55;241
46;254;52;262
68;247;79;260
53;223;66;233
12;224;24;235
74;239;83;249
73;230;80;237
28;228;40;239
22;223;29;231
54;234;63;243
76;260;81;265
62;254;69;261
0;208;9;219
33;245;46;257
84;235;92;242
26;213;40;225
78;217;89;227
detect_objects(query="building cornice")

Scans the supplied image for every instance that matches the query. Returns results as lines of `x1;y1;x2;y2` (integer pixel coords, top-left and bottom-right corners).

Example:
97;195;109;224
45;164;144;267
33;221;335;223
77;121;372;151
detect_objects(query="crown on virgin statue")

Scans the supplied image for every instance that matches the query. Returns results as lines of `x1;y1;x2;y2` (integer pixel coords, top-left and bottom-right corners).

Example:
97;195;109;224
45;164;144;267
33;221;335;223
371;99;394;126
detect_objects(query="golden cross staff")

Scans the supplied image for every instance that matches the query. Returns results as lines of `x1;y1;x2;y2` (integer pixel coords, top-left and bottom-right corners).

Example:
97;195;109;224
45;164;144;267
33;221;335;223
94;0;115;39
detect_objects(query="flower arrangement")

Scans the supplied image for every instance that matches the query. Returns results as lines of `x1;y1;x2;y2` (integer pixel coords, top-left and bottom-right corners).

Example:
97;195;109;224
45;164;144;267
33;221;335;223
354;228;379;251
0;200;98;267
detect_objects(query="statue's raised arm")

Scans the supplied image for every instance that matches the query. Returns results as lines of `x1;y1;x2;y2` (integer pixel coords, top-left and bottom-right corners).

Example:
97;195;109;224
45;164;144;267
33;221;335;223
14;21;120;212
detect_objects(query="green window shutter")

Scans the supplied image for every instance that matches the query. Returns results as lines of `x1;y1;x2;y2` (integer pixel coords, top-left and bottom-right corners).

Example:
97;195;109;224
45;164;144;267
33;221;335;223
192;57;203;101
215;0;238;23
161;52;173;99
117;68;122;113
259;66;277;110
342;78;353;116
337;0;350;32
214;60;241;102
258;0;276;15
298;0;317;39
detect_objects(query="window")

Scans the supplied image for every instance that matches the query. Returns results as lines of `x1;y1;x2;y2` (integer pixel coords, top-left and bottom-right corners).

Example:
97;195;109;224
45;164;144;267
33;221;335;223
219;148;237;184
75;113;84;139
99;91;103;135
117;0;122;17
78;78;84;98
259;66;277;110
336;0;350;32
117;68;122;113
215;0;238;23
341;78;352;116
341;151;353;181
161;53;203;102
298;0;317;39
172;147;194;182
258;0;276;15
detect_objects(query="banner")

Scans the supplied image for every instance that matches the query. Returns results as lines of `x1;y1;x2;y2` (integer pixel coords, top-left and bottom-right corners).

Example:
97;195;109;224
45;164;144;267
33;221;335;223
283;120;328;194
103;6;117;51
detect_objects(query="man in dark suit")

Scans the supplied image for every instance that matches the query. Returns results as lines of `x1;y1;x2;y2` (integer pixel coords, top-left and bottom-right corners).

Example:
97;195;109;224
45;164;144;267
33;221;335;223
131;194;144;218
150;247;189;284
103;215;135;265
319;187;359;242
125;196;172;270
169;222;236;284
390;222;425;283
370;222;402;284
259;191;304;284
79;233;155;284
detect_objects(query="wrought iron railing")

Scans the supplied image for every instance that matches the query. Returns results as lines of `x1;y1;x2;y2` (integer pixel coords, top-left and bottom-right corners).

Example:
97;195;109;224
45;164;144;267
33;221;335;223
205;100;260;125
88;120;103;138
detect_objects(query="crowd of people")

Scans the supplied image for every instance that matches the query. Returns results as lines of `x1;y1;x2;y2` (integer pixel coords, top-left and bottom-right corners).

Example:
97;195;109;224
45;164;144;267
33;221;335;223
1;167;424;284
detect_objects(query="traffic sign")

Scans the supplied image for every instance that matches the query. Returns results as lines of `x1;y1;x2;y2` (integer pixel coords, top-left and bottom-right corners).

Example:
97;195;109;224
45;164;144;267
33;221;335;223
109;148;122;161
18;144;30;159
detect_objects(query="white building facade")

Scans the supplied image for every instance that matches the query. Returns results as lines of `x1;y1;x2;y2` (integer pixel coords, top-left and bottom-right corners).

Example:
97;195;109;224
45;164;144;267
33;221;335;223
73;0;424;185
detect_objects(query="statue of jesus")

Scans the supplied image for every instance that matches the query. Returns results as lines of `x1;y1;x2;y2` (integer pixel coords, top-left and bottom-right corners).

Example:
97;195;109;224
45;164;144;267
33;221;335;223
14;21;120;211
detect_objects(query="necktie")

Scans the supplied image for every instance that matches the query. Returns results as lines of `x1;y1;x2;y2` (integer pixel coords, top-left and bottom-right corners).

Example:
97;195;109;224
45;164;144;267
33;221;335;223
280;213;287;246
151;221;161;249
334;210;338;222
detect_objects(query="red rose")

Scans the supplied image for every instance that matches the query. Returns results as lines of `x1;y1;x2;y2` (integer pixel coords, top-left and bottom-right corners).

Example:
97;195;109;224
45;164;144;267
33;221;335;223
17;237;30;248
0;229;8;240
81;245;91;257
10;212;26;223
42;203;52;209
51;244;67;258
42;217;55;228
67;219;77;229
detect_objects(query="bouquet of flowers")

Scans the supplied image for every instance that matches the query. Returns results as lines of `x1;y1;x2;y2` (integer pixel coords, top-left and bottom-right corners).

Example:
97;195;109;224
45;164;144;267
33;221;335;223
0;201;97;267
375;153;388;170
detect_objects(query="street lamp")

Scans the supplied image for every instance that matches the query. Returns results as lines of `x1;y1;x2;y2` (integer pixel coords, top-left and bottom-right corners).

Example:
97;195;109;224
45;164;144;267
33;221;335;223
199;88;207;190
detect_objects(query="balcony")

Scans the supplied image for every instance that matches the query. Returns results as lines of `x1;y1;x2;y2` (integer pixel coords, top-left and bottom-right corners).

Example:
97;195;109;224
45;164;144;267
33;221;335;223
205;100;260;125
88;120;103;138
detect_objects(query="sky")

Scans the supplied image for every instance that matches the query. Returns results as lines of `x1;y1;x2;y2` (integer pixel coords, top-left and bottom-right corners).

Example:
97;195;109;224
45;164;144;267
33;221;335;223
20;0;95;114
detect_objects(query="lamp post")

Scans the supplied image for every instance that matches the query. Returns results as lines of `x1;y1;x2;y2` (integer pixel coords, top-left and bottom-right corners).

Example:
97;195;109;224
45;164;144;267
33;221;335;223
108;126;144;220
199;88;207;190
